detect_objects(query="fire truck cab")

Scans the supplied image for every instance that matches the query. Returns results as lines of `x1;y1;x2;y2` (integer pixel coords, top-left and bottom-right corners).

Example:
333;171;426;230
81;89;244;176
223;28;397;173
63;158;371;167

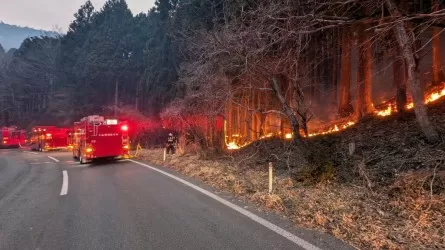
1;126;26;148
30;126;71;151
72;115;130;164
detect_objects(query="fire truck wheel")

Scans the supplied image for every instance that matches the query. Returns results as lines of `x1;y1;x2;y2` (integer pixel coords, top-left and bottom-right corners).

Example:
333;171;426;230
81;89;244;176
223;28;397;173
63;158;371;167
79;156;86;164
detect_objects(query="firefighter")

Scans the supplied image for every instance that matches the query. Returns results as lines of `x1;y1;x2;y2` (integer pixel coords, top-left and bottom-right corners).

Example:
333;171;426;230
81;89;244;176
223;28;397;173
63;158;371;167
166;133;177;155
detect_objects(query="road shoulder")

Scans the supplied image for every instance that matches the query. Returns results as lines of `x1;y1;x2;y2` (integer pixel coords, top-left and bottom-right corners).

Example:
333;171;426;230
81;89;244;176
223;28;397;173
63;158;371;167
131;156;352;250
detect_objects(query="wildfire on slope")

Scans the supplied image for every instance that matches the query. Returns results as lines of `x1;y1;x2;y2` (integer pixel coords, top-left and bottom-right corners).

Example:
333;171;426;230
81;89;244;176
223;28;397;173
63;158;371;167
225;83;445;150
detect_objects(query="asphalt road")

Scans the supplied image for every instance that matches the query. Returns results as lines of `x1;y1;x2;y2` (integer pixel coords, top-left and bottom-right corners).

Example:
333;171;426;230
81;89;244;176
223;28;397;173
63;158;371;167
0;149;352;250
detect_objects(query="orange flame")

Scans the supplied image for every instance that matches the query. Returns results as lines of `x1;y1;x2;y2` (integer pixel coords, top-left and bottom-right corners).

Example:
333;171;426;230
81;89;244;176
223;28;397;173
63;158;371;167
259;133;274;139
227;141;240;150
376;105;393;117
426;88;445;104
375;83;445;115
224;83;445;149
306;121;356;137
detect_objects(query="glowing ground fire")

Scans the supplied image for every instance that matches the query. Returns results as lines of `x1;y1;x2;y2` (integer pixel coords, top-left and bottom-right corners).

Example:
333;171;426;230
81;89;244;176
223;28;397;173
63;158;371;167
225;83;445;150
375;84;445;116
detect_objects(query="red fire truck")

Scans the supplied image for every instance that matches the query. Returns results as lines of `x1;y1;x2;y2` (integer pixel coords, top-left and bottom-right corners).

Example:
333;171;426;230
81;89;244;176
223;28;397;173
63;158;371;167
72;115;130;164
30;126;71;151
0;126;26;148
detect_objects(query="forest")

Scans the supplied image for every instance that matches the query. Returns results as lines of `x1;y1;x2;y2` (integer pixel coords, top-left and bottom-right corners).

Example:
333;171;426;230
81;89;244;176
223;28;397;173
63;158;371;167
1;1;445;248
0;0;444;148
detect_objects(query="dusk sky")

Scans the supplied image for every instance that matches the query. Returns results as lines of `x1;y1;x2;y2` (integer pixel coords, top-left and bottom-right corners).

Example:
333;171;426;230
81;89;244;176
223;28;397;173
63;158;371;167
0;0;156;31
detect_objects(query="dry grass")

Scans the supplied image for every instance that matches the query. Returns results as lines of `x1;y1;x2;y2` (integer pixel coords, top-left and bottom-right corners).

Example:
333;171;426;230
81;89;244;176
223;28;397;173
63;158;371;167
139;149;445;249
136;101;445;249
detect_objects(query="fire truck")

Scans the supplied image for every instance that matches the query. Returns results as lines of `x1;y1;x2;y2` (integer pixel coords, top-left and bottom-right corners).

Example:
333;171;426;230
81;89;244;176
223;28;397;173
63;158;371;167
0;126;26;148
30;126;71;151
72;115;130;164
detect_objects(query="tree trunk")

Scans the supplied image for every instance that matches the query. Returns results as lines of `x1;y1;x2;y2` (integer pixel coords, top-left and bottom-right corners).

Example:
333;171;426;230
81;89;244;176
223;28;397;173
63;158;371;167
135;76;143;111
271;78;301;144
246;89;252;142
251;89;257;140
432;0;444;85
236;103;240;136
332;28;340;103
339;27;353;117
226;98;233;143
432;27;444;85
356;23;374;118
393;49;407;113
242;92;248;141
386;0;440;143
114;78;118;117
258;89;265;136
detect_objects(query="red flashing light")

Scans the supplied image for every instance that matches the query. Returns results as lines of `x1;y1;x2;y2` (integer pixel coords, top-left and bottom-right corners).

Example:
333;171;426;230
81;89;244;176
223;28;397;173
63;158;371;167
121;125;128;131
46;133;52;137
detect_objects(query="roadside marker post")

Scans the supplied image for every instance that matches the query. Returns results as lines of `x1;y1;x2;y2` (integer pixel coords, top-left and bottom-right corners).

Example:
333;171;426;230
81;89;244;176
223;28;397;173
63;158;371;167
269;162;273;194
163;148;166;162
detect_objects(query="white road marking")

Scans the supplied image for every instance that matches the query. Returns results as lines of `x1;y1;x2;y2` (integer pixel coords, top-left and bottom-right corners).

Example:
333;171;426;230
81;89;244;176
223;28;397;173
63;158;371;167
29;162;53;165
60;170;68;196
128;159;321;250
48;156;60;162
23;151;38;155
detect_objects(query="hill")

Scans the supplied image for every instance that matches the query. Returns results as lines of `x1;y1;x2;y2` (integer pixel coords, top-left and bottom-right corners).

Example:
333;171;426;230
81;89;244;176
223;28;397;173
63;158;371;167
0;22;58;51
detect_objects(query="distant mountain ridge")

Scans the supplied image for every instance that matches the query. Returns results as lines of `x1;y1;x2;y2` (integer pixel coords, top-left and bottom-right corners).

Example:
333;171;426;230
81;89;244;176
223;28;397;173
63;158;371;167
0;22;58;51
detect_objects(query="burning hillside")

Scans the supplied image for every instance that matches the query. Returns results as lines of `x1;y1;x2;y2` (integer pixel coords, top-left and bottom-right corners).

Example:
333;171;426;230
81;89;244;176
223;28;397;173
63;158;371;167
225;82;445;150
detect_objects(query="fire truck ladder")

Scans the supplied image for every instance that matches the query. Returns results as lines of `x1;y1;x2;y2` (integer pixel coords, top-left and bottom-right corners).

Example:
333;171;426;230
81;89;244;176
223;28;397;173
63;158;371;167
92;122;100;136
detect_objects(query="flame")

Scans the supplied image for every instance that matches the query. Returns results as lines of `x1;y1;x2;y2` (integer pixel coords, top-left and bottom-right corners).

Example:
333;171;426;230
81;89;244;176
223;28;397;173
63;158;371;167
376;105;393;117
224;83;445;149
375;84;445;114
227;141;240;150
260;133;274;139
306;121;355;137
425;88;445;104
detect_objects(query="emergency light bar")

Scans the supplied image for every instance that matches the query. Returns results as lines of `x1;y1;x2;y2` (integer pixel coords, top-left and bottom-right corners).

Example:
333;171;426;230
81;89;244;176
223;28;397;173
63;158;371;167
105;119;118;125
82;115;105;123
